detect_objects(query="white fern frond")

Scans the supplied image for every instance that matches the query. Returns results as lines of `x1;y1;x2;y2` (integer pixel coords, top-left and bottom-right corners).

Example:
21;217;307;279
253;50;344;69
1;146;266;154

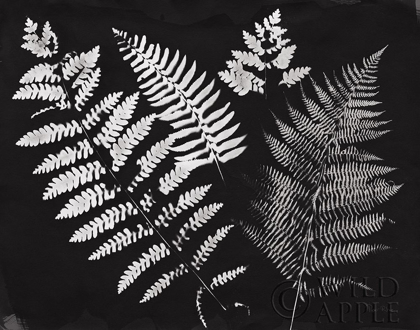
13;83;65;102
33;139;94;174
158;165;192;195
81;92;123;130
191;225;234;271
114;29;247;176
210;265;248;289
62;46;100;80
309;243;391;273
70;202;138;242
196;287;207;328
172;203;224;251
220;9;309;95
74;67;101;111
111;114;157;172
314;214;392;246
16;120;82;147
55;183;120;220
21;18;58;58
154;185;212;228
140;264;188;303
118;243;170;294
43;160;105;200
89;225;153;260
93;92;139;149
19;63;61;84
280;67;311;87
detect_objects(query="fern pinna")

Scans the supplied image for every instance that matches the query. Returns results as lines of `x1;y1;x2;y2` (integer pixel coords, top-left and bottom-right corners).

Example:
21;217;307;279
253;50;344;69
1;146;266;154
14;18;249;327
238;47;402;321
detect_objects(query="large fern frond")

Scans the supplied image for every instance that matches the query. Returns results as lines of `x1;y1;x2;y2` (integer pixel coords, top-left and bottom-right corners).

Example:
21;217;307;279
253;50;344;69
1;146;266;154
239;47;401;302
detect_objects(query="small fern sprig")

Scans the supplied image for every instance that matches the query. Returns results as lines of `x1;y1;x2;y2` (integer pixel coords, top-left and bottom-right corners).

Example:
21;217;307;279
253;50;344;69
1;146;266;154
238;47;402;323
218;9;311;96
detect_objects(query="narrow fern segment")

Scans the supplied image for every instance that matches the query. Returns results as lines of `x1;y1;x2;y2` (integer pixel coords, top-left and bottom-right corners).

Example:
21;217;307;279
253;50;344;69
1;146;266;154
118;243;171;294
304;276;372;298
196;287;207;329
19;63;61;84
74;67;101;111
158;165;192;195
33;139;94;174
154;185;212;229
93;92;139;149
55;183;120;220
13;83;65;102
21;18;58;58
139;264;188;303
172;203;223;252
113;28;247;177
309;243;391;273
70;202;138;242
16;120;82;147
111;114;157;172
43;161;105;200
191;225;234;271
126;135;173;188
88;225;154;260
313;214;392;246
81;92;123;130
62;46;100;80
210;265;248;289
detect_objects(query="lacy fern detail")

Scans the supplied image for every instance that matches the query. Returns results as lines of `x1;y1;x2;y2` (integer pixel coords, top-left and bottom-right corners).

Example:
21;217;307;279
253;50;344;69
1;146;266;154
219;9;310;95
239;47;402;302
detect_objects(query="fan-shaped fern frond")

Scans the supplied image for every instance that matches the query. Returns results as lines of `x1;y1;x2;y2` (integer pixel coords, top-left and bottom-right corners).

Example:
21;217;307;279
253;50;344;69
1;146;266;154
239;47;401;307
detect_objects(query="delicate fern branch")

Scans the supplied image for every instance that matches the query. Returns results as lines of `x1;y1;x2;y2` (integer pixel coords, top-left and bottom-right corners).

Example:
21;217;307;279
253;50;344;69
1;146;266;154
219;9;310;95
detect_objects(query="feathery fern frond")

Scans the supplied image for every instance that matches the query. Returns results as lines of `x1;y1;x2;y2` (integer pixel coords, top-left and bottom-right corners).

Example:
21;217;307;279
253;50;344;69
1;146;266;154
191;225;234;271
240;47;401;304
219;9;310;95
55;183;120;220
88;225;153;260
113;28;247;182
139;264;188;303
70;202;139;242
118;243;171;294
210;265;248;290
43;161;105;200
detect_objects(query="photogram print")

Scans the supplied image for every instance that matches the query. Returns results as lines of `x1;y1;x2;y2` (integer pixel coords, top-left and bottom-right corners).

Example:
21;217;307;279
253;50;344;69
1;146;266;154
1;1;419;329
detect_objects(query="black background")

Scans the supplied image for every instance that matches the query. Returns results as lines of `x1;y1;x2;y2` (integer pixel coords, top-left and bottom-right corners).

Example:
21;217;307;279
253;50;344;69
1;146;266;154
1;1;420;329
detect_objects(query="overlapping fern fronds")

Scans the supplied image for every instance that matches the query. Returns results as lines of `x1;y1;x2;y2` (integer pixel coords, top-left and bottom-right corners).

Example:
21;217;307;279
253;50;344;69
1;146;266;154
218;9;311;96
14;18;249;328
238;47;402;304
